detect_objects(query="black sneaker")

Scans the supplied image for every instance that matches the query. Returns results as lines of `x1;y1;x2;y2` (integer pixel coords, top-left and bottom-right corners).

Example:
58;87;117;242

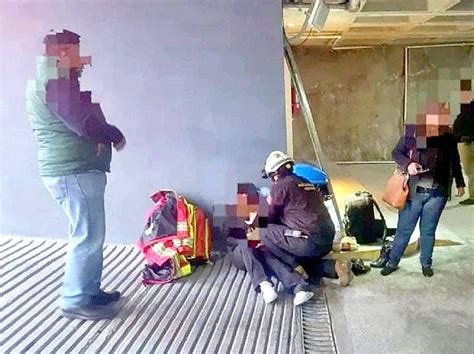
422;267;434;277
92;290;121;306
380;264;398;276
60;303;117;320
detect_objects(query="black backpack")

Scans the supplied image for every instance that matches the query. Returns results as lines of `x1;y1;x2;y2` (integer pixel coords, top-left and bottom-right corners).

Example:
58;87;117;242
344;191;387;244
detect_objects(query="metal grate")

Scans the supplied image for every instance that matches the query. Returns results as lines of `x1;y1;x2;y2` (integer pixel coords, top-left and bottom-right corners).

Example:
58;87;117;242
301;287;337;354
0;237;336;353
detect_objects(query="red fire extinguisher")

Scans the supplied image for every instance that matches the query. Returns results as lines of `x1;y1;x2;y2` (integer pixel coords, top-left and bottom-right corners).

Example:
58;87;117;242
291;87;300;115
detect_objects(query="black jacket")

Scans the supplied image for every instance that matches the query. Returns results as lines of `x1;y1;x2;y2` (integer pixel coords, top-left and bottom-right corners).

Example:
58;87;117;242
453;111;474;143
392;133;465;197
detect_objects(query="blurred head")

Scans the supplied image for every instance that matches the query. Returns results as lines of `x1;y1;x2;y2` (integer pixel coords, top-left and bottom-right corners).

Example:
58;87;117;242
405;102;452;149
43;29;91;78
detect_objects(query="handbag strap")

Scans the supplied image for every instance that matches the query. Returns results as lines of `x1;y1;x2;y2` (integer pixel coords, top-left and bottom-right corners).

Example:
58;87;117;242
370;195;388;242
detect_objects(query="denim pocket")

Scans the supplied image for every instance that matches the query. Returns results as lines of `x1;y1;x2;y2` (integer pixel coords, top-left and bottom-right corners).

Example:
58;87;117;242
42;176;67;203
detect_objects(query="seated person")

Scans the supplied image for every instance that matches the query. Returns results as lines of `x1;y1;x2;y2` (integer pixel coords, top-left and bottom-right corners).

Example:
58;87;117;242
228;239;314;306
260;151;354;286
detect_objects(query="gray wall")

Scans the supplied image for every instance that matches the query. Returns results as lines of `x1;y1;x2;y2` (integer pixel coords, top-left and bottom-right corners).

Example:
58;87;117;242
0;1;285;243
406;45;473;124
292;46;404;162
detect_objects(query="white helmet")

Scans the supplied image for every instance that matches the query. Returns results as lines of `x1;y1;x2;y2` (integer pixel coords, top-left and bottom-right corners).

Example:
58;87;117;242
264;151;294;176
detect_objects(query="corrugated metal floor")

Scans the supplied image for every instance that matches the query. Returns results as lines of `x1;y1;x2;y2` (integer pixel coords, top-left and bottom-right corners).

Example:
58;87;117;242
0;237;336;354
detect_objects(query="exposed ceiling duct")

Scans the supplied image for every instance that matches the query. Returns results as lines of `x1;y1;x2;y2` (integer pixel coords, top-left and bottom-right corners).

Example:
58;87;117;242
284;0;361;13
286;0;361;45
284;0;474;47
324;0;360;12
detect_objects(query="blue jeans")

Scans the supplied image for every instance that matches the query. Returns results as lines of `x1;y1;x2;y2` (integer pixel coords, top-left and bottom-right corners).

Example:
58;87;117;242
388;187;447;268
43;171;107;308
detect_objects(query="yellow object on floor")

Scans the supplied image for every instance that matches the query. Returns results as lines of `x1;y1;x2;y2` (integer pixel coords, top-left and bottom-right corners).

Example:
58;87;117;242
326;238;463;261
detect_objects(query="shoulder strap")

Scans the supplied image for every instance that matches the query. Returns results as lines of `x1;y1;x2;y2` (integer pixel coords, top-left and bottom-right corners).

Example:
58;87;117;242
370;196;388;241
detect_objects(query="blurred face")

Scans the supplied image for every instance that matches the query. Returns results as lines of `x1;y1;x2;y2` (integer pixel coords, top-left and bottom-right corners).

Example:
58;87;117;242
46;42;92;77
405;102;452;149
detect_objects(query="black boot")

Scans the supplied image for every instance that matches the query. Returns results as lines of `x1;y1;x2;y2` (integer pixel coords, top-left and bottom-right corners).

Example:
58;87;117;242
370;244;392;268
422;266;434;277
351;258;371;275
381;264;398;276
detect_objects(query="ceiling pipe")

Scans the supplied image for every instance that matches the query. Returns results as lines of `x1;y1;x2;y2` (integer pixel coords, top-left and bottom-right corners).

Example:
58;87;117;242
332;41;474;50
325;0;360;12
286;0;320;45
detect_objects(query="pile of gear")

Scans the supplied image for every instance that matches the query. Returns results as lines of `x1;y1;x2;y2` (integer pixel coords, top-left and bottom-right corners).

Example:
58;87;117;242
137;190;212;284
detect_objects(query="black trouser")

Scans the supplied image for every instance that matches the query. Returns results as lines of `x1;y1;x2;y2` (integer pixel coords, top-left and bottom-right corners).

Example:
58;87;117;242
229;243;308;293
261;224;337;279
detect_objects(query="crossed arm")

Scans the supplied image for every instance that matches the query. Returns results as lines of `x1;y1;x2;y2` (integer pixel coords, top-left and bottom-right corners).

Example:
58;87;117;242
45;78;125;146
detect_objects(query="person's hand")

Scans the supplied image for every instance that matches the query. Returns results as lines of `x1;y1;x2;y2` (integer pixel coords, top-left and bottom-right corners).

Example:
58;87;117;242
456;187;465;197
266;195;273;205
113;137;126;151
407;162;422;175
97;143;106;156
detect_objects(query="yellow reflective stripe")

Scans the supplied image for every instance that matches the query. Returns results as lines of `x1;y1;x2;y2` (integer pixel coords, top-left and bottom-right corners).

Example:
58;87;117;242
205;219;210;259
151;243;166;255
151;243;178;258
173;254;192;278
186;201;196;238
171;254;181;277
168;238;193;249
297;182;316;191
177;221;188;232
181;263;192;276
184;199;197;258
192;215;197;257
162;248;176;257
190;216;196;239
182;238;193;247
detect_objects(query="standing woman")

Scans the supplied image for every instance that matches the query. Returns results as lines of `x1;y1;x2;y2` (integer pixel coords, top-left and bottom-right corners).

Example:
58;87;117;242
381;114;465;277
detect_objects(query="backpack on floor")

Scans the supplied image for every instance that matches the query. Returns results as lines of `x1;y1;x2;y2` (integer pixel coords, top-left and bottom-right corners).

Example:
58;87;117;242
137;190;212;284
344;191;387;244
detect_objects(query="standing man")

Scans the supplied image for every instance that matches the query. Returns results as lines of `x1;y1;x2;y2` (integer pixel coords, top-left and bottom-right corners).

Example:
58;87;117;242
26;30;126;320
453;101;474;205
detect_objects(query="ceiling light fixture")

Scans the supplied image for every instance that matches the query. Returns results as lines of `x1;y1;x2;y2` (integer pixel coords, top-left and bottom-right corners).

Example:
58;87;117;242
309;0;330;32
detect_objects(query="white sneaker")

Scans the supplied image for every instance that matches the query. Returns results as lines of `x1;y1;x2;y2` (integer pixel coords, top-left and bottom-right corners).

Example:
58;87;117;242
259;281;278;304
293;291;314;306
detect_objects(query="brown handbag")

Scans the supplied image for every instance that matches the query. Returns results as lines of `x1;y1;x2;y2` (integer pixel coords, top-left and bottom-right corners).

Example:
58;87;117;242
382;169;409;209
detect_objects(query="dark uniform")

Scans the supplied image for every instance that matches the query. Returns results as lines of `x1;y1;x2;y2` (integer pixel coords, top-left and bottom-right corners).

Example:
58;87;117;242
229;240;309;293
261;173;337;278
